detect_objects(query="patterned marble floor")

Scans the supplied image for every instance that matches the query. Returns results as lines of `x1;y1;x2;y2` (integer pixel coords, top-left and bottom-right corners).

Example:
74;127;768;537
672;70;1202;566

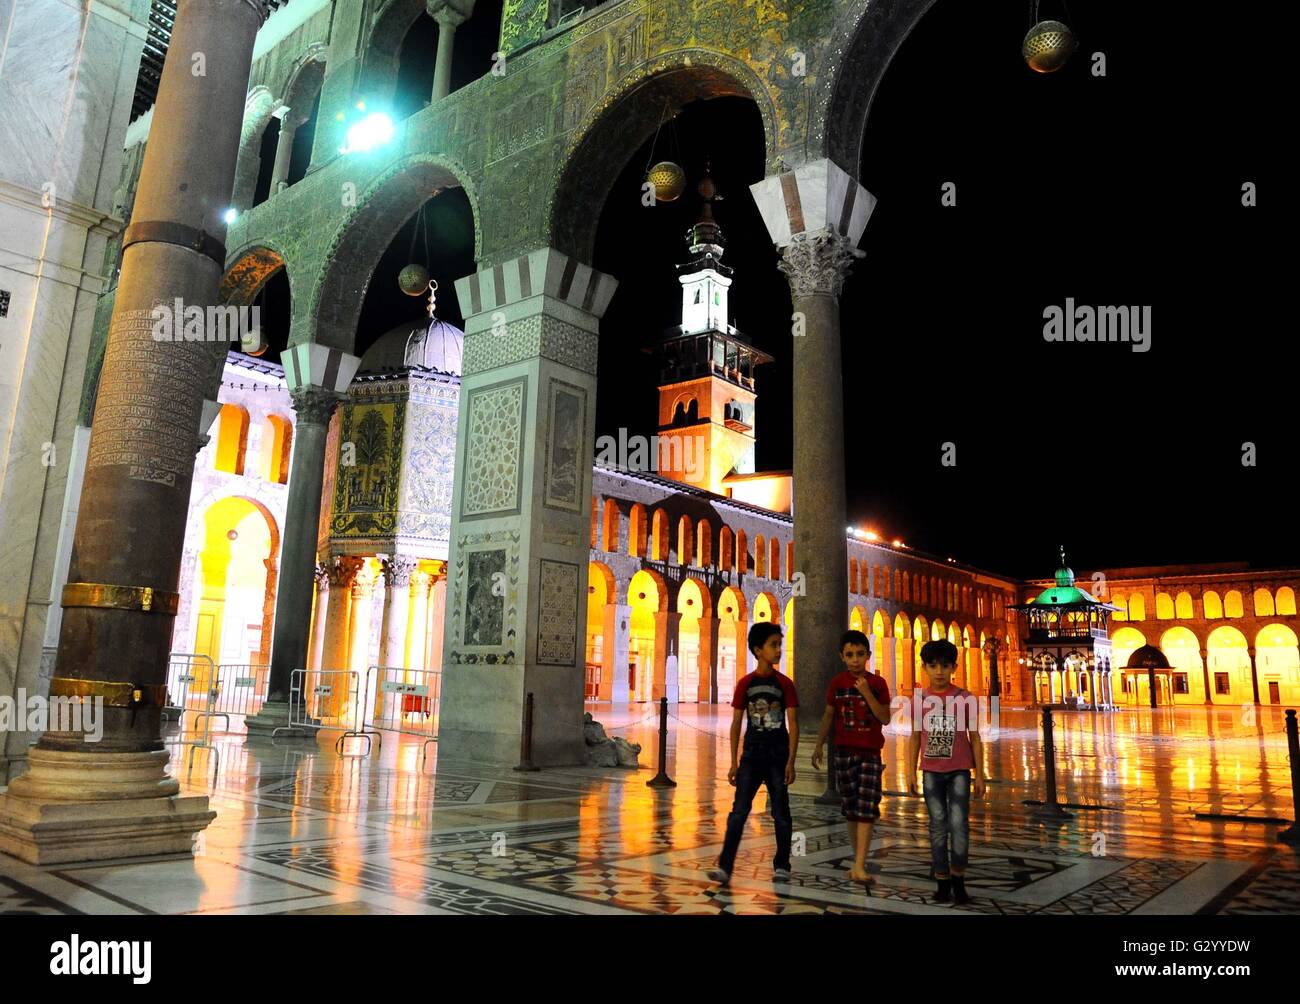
1;704;1297;915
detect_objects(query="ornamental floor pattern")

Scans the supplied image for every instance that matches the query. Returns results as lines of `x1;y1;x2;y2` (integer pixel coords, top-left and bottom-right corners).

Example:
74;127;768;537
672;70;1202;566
1;705;1297;916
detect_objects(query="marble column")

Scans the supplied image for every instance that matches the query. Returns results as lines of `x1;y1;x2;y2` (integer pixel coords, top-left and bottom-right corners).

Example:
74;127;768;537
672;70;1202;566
246;345;358;736
597;602;621;700
438;248;615;766
426;576;446;671
307;565;329;670
320;557;363;670
700;616;721;703
378;556;419;669
610;603;632;703
750;160;874;727
0;0;269;865
428;1;475;102
269;112;301;194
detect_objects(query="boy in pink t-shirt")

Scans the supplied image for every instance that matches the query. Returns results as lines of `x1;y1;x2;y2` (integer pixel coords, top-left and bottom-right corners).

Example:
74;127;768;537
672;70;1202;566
907;639;985;905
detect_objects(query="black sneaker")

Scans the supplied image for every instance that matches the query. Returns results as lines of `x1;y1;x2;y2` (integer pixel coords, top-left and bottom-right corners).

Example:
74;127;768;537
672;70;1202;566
773;868;791;883
934;878;952;903
952;876;971;905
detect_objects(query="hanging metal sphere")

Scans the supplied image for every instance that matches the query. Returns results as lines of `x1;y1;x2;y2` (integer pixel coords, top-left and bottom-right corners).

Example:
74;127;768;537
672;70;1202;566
646;161;686;202
1023;20;1075;73
240;326;267;357
398;263;430;296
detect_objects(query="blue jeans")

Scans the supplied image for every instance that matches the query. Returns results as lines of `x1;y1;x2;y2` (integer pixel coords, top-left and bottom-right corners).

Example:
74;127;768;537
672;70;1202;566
922;770;970;877
718;743;793;873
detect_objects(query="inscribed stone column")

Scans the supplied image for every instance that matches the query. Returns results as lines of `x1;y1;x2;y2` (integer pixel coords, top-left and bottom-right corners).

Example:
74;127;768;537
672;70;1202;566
750;160;875;727
0;0;268;865
379;556;419;668
438;249;615;765
245;345;358;735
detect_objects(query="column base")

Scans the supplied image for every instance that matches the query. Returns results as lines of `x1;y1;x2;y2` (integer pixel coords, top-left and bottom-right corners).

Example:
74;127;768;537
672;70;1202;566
0;748;214;865
243;699;291;736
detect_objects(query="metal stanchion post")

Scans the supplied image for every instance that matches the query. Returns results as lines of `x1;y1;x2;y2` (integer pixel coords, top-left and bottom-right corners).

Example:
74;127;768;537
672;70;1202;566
514;691;540;772
815;737;839;805
1025;705;1071;818
1278;710;1300;844
646;696;676;788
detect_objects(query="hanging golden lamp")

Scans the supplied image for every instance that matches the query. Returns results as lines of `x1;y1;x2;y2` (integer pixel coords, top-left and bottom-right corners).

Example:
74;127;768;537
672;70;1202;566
643;99;686;202
398;202;433;295
1023;1;1076;73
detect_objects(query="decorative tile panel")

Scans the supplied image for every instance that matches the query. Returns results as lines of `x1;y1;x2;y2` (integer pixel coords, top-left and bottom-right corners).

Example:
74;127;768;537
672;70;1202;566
460;378;526;520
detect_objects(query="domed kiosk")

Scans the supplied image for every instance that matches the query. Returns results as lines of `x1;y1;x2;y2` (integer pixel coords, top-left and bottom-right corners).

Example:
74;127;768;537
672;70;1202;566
1010;550;1120;710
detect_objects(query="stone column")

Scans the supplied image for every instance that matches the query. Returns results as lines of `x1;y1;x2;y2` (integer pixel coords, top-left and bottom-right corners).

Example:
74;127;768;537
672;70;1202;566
438;249;615;765
750;160;874;726
597;602;620;700
427;576;446;671
428;1;475;102
1247;646;1261;705
269;112;301;194
610;602;632;703
1200;648;1212;705
0;0;269;865
877;636;897;695
321;557;364;670
655;610;682;703
307;565;329;670
378;556;419;668
245;345;358;735
699;616;720;703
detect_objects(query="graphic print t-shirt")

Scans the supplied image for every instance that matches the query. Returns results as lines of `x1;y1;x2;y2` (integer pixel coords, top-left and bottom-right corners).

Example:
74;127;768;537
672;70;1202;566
731;670;799;751
915;686;975;772
826;671;891;751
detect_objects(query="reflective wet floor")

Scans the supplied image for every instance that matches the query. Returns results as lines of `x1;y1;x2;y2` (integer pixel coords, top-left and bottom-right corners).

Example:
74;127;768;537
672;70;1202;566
1;705;1297;914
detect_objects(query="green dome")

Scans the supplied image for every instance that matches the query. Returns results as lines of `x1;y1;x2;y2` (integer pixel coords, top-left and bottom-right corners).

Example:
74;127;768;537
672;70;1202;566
1033;583;1097;606
1054;565;1076;587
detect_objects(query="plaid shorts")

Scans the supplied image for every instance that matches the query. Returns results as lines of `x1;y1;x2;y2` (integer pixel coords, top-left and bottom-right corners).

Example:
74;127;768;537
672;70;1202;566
833;748;884;821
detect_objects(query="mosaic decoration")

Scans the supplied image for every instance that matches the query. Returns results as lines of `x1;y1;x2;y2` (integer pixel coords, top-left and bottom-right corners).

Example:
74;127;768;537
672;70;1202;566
332;401;404;537
449;529;521;664
499;0;549;56
400;386;460;545
543;379;587;512
460;378;526;519
537;559;580;666
462;315;598;376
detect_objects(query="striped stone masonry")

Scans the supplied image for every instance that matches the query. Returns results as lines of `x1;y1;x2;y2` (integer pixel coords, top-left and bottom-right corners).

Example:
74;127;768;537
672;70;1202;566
749;157;877;248
280;342;361;395
454;247;618;335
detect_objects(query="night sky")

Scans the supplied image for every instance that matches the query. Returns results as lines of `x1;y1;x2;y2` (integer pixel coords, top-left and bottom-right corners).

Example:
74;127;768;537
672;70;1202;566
302;0;1289;582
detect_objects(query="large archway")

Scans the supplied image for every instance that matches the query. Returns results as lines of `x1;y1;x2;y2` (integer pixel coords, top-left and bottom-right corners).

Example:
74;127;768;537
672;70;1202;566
191;496;280;669
1207;625;1251;704
627;569;667;702
1255;623;1300;706
718;586;748;701
310;155;482;353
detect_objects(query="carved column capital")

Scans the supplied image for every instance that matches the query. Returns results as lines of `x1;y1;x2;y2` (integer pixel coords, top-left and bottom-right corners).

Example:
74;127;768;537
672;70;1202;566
314;563;331;592
381;555;420;589
290;386;343;426
327;555;367;590
778;228;864;299
427;0;475;26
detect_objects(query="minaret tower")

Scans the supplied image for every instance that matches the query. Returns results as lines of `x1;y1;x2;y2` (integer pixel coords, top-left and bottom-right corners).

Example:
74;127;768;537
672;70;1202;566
654;166;772;493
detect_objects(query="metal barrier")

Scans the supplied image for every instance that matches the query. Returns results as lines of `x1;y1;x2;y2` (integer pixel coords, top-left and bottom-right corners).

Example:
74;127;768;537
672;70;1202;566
206;663;270;731
365;666;443;766
160;653;219;775
273;668;371;756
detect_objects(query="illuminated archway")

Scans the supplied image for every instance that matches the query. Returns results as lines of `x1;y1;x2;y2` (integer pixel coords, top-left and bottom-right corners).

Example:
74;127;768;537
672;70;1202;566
1207;624;1250;703
894;612;912;690
677;578;712;702
783;599;796;681
1277;588;1297;616
1255;623;1299;705
718;586;748;700
1203;590;1223;619
1160;626;1203;702
260;414;292;484
1253;588;1275;617
1110;627;1146;704
193;496;279;669
214;404;250;475
586;562;616;700
1224;590;1244;618
849;605;867;632
628;570;667;702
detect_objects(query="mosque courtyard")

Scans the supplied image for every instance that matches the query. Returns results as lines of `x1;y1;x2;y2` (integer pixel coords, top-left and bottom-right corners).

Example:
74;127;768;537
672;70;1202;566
2;704;1295;916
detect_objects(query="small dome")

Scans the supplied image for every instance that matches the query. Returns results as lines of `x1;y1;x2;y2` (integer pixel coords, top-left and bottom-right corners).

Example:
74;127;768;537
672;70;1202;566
1125;644;1171;670
359;317;464;376
1054;565;1076;587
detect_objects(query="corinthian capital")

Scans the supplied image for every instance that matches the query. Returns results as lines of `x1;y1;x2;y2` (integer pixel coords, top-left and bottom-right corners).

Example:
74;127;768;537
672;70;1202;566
327;555;368;589
381;555;421;588
427;0;475;26
778;229;864;299
291;386;342;426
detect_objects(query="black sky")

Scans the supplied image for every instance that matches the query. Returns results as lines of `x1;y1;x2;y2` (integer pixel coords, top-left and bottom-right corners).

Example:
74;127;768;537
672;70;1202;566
343;0;1291;581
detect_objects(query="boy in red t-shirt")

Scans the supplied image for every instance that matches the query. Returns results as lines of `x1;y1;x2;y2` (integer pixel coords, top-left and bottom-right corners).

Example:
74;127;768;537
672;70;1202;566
812;630;892;884
907;639;985;905
708;621;799;885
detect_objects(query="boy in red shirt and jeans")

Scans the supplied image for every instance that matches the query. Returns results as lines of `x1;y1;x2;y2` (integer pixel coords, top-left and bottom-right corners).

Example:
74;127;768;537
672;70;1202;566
812;630;892;884
907;639;986;905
